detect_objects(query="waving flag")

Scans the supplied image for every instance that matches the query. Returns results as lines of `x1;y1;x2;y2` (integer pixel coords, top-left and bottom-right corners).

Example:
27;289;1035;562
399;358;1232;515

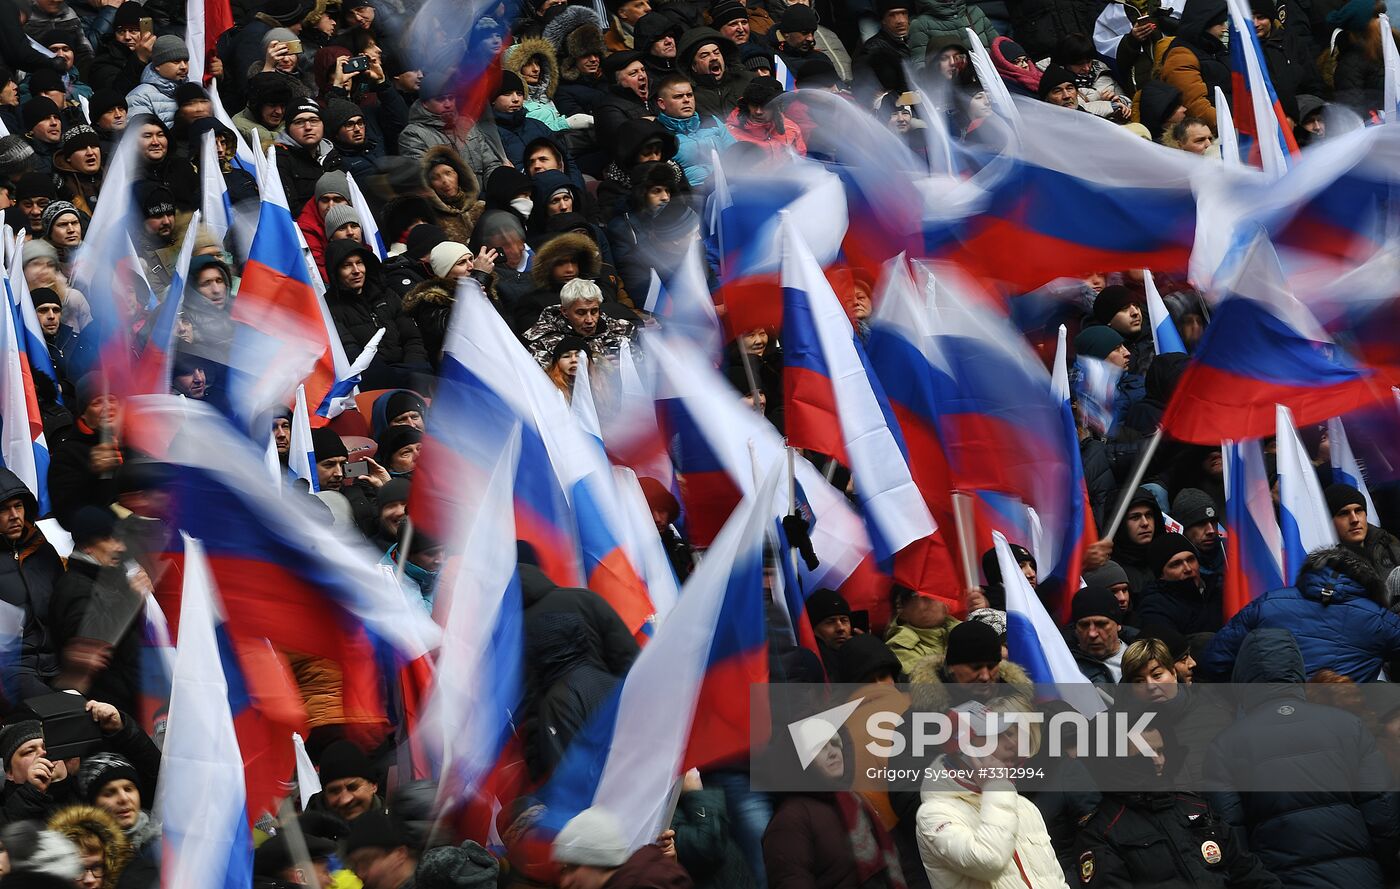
154;534;254;888
199;131;232;245
1143;270;1186;355
231;147;355;426
207;79;262;176
1275;403;1338;578
1214;86;1243;169
0;598;22;706
646;239;722;360
345;170;386;259
1383;13;1400;121
1074;354;1121;437
1326;416;1376;517
0;267;49;515
1162;234;1379;443
1047;325;1095;619
403;0;509;120
421;428;524;810
1223;438;1284;617
1226;0;1298;177
287;384;317;492
6;229;58;395
128;210;201;399
997;532;1103;716
541;461;780;853
780;216;937;562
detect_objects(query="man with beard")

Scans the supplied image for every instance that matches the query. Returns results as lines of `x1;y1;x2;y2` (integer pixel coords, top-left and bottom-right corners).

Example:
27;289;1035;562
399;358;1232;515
678;27;752;119
855;0;913;99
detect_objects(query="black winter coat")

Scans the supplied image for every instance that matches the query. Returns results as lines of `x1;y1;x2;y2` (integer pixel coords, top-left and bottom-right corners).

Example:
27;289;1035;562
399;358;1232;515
88;40;146;96
524;609;620;777
49;557;143;717
0;468;63;705
324;240;430;379
1005;0;1105;58
492;107;557;171
1135;574;1224;636
556;72;608;115
1334;39;1384;115
853;29;913;98
47;422;119;527
1204;629;1400;889
594;85;652;150
276;140;343;215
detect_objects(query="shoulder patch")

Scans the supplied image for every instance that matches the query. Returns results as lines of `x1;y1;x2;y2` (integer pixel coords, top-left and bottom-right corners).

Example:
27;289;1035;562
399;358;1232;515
1079;850;1095;883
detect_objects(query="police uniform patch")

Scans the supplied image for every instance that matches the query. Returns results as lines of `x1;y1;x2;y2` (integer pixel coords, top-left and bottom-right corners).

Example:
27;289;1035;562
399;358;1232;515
1201;840;1222;865
1277;704;1295;716
1079;851;1095;883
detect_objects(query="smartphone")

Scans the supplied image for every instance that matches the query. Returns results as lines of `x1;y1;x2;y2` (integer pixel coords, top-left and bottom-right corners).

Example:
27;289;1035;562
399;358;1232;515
850;609;870;635
138;16;153;34
343;54;370;73
344;460;369;478
284;37;303;54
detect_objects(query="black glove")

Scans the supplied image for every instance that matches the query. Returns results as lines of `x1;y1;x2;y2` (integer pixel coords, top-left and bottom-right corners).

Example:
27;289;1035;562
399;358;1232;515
49;56;68;74
781;513;819;572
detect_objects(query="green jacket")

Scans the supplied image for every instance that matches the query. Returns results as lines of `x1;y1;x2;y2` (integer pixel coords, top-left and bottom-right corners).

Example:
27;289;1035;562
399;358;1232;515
884;618;959;675
908;0;999;62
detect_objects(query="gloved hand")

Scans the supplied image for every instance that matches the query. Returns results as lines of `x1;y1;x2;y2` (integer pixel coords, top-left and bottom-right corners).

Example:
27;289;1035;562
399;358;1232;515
781;513;820;571
566;113;594;130
50;56;69;73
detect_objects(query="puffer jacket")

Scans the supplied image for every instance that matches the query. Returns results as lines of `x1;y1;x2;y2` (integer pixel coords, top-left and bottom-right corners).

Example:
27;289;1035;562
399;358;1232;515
1203;629;1400;889
915;762;1070;889
658;111;736;186
504;37;573;132
125;66;184;128
1353;524;1400;599
493;106;557;170
420;145;485;244
399;100;467;160
0;468;63;705
909;0;999;60
1200;556;1400;682
1159;0;1231;130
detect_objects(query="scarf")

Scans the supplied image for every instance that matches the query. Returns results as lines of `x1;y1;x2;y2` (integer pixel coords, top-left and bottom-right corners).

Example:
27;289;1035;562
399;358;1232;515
125;810;162;851
658;111;699;134
991;36;1041;94
833;792;907;889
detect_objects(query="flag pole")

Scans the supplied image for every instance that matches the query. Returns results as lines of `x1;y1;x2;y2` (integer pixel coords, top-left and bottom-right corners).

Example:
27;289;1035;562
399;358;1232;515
950;490;978;589
1102;427;1165;541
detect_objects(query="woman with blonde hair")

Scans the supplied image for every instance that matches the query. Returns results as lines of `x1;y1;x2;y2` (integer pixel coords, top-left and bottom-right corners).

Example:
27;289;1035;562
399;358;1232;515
48;805;132;889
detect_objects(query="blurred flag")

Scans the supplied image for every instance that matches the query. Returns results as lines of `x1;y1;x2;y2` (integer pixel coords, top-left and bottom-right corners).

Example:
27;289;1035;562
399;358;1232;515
1223;438;1284;617
1275;403;1337;578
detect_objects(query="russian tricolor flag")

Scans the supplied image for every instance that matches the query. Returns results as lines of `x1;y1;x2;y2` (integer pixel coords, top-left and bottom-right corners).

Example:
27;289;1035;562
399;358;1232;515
1226;0;1299;178
1222;438;1284;617
1047;325;1095;620
1275;403;1337;579
1326;416;1376;516
1162;234;1381;444
1143;270;1186;355
153;534;253;886
6;227;59;397
0;259;50;515
540;460;781;853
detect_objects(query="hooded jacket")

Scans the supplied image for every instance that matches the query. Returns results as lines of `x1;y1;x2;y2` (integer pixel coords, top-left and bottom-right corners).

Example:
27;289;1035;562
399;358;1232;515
492;105;557;171
1138;80;1184;141
420;145;485;244
520;564;639;677
909;0;999;60
324;239;430;372
1160;0;1232;130
504;37;573;132
525;609;620;777
1202;628;1399;889
1111;486;1164;594
0;467;63;702
1200;549;1400;682
125;65;185;128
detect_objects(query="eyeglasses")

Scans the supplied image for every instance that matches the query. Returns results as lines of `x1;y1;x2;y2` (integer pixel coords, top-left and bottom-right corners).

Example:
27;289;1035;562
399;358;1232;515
82;865;105;877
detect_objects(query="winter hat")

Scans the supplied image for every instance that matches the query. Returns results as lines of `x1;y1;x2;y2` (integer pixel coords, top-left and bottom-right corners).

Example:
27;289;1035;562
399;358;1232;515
150;35;189;67
1038;62;1076;96
0;719;42;770
1072;325;1124;360
1081;560;1129;590
261;0;313;26
324;203;359;236
377;425;422;464
379;476;411;506
314;170;349;201
1091;284;1137;325
429;241;472;278
383;389;427;423
602;49;646;76
404;223;448;260
253;832;336;877
804;588;850;625
74;371;105;412
21;96;61;132
39;200;83;239
998;39;1028;61
0;134;35;172
476;209;525;241
1327;0;1374;30
1148;532;1196;577
981;542;1034;585
87;89;128;124
57;123;100;156
876;0;911;14
838;634;903;682
16;171;57;202
288;97;322;122
2;824;81;881
316;739;375;785
553;807;629;868
26;68;64;97
262;26;299;49
1171;488;1218;528
310;426;348;462
740;43;774;72
343;811;406;855
416;840;500;889
29;287;60;310
75;751;139;802
324;97;364;135
1071;585;1120;623
779;4;819;31
495;70;525;99
967;607;1007;637
795;54;840;87
22;240;59;269
740;75;784;109
68;505;117;547
945;619;1001;666
709;0;748;28
1324;482;1367;516
113;2;145;28
138;184;176;218
550;334;587;365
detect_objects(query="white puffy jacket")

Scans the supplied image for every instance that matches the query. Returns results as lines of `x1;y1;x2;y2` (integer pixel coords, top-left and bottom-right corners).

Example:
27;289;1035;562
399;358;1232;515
915;771;1069;889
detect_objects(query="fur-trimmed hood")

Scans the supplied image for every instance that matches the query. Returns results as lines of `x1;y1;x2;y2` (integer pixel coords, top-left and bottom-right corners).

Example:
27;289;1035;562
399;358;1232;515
531;231;603;287
49;805;133;889
907;654;1034;713
401;276;455;313
420;144;481;211
545;5;605;54
504;37;562;101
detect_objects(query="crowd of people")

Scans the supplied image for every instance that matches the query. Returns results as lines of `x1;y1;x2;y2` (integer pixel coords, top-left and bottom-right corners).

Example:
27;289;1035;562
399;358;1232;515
0;0;1392;884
